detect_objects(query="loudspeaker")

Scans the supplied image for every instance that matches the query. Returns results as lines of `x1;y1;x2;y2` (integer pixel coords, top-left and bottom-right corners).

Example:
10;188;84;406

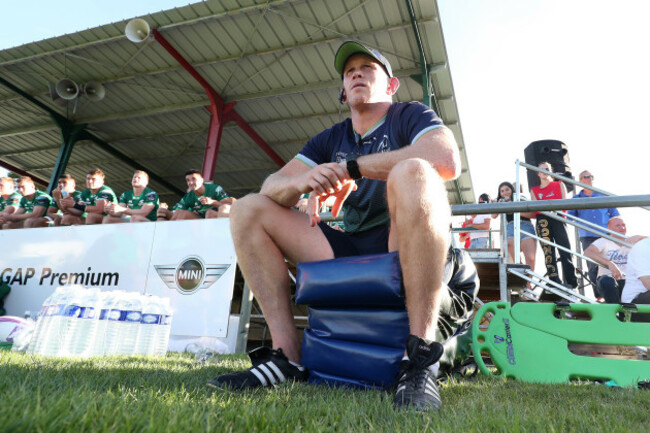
83;82;105;101
48;84;67;106
524;139;574;192
125;19;151;43
55;78;79;100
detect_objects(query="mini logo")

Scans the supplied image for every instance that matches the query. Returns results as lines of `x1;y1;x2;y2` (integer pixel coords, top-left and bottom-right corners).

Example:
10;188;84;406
494;335;505;344
154;256;230;295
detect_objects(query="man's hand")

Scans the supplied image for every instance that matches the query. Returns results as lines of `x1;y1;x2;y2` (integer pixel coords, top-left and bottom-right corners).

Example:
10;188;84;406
199;196;215;206
60;196;75;209
307;180;356;227
608;262;624;280
301;162;350;196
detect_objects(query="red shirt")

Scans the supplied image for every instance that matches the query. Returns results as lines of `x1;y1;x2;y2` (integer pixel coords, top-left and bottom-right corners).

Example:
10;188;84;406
531;181;565;216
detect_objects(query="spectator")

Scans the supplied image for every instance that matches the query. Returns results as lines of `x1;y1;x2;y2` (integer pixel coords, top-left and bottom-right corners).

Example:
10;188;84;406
567;170;620;287
209;41;461;411
2;176;54;229
0;177;22;228
77;168;117;225
531;162;578;288
492;181;537;275
160;169;234;220
103;171;159;224
466;193;492;248
621;237;650;321
584;217;645;303
51;174;84;226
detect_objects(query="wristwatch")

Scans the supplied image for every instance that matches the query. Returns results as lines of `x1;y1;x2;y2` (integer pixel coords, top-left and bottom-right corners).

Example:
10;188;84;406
346;153;363;180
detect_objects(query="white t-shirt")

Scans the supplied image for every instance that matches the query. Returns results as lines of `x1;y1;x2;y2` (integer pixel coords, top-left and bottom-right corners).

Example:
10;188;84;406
621;238;650;303
590;238;630;278
469;214;491;240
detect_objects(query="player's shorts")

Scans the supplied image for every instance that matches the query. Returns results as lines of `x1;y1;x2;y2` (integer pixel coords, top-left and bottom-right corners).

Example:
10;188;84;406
317;222;389;258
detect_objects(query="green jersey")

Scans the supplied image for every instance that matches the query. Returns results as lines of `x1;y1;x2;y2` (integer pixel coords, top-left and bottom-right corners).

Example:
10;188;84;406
174;183;229;218
118;187;159;221
20;191;54;214
0;192;22;212
80;185;117;206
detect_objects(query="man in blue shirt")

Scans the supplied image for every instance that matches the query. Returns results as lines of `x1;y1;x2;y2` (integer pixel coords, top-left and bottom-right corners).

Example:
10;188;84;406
567;170;620;293
209;41;460;411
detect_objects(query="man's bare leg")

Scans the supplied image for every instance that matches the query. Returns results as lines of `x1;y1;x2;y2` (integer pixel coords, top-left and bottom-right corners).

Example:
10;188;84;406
229;194;334;362
386;158;450;342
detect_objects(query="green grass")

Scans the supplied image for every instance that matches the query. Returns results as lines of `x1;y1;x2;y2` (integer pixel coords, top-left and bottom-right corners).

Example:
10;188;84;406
1;351;649;432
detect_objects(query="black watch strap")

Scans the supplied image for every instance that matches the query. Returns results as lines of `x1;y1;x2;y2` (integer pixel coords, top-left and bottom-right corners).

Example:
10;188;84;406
346;157;362;180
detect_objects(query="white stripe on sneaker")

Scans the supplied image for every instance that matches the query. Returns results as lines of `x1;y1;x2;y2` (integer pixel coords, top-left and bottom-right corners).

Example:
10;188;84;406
258;364;277;385
266;362;287;383
250;367;268;386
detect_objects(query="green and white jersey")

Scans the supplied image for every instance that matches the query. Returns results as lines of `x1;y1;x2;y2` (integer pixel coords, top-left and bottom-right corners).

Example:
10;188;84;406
20;191;54;214
79;185;117;206
174;183;229;217
118;187;160;221
0;192;22;212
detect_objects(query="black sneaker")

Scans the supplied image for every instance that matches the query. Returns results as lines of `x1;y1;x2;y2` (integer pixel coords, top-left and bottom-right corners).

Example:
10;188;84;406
207;346;308;390
393;335;444;411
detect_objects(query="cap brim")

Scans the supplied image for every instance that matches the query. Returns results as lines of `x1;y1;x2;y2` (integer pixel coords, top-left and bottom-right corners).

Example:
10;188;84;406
334;41;375;75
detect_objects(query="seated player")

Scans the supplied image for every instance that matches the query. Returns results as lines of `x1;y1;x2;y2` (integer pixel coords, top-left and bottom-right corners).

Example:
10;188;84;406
103;171;159;223
0;177;23;229
159;169;234;220
51;174;84;226
74;168;117;225
2;176;54;229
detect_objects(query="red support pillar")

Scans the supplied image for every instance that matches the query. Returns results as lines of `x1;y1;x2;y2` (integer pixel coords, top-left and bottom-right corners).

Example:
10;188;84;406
151;28;285;179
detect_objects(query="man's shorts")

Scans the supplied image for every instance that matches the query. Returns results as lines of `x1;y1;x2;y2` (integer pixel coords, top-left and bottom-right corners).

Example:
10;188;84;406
318;222;389;258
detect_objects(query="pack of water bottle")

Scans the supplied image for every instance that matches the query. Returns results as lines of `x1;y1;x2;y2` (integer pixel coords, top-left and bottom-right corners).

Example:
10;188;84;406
27;285;173;358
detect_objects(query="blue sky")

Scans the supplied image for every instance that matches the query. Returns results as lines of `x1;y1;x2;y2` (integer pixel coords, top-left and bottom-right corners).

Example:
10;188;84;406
2;0;649;233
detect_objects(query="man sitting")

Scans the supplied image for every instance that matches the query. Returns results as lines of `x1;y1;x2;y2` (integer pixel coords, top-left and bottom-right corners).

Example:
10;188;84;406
584;217;645;303
73;168;117;225
0;177;22;229
207;41;460;411
158;169;234;220
51;174;84;226
621;237;650;322
103;170;159;224
2;176;54;229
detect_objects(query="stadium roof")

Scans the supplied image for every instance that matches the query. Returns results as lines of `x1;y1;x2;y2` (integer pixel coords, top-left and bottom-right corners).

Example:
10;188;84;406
0;0;474;205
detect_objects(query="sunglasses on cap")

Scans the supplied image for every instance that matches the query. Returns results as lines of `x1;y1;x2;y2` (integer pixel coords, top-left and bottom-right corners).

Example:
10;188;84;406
582;174;594;179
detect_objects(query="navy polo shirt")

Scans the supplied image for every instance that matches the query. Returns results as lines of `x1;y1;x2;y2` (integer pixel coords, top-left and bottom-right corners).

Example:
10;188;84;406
295;101;444;233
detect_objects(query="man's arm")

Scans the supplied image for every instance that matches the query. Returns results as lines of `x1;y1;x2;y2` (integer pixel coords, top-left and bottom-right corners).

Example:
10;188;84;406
354;127;460;181
584;243;623;280
8;206;47;221
261;158;349;208
121;203;154;217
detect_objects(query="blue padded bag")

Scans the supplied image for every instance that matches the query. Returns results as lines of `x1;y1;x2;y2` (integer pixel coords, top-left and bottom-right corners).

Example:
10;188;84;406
295;251;403;307
308;370;383;390
301;329;403;388
308;307;408;349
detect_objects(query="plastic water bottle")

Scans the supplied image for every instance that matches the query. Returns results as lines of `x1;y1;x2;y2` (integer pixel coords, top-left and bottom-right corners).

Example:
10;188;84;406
28;288;60;355
103;290;127;355
137;294;162;356
63;288;100;357
93;291;115;356
115;292;142;355
58;286;85;357
41;286;73;356
153;297;173;357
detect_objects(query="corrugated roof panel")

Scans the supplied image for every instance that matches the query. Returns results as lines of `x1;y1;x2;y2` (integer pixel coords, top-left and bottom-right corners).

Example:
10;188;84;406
0;0;473;203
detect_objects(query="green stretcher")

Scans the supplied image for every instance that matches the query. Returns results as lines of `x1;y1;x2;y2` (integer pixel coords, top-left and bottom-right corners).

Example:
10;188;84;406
472;302;650;388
